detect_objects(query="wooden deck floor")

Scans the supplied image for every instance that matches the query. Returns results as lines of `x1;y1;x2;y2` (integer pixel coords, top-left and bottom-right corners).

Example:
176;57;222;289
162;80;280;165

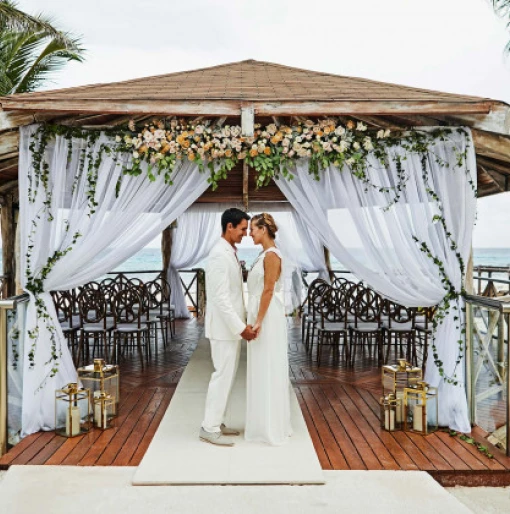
2;318;510;486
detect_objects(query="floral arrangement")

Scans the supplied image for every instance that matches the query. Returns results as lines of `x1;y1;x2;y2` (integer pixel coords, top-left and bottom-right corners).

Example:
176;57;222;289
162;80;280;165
115;117;392;189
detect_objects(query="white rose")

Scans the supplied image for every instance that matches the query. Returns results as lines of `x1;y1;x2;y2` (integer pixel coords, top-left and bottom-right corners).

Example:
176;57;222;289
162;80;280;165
115;135;122;143
377;130;385;139
132;151;139;158
335;126;346;136
346;158;355;166
384;129;391;138
356;122;367;132
353;142;361;150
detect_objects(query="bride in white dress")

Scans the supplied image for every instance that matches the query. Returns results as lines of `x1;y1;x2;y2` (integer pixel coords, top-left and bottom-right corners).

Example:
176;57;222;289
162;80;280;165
245;213;292;445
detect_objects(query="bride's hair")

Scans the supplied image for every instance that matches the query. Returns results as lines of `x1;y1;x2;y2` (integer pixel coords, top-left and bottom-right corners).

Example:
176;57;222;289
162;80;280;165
252;213;278;239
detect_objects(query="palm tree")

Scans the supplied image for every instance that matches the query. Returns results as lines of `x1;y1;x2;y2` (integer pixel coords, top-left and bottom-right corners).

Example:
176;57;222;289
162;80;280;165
0;1;84;95
489;1;510;52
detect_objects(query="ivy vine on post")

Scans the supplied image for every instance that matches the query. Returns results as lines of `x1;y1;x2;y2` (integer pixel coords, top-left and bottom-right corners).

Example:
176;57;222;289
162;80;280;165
25;119;474;386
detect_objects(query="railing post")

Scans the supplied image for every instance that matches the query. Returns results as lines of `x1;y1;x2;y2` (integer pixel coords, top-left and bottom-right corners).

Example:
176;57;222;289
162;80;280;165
0;299;14;457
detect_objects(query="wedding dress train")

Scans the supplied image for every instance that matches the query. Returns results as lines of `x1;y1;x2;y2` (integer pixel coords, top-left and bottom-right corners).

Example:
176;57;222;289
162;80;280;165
245;247;293;445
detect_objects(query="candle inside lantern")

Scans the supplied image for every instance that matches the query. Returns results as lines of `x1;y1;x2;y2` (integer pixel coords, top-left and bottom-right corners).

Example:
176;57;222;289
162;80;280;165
413;404;424;432
66;406;81;436
384;409;395;431
396;391;404;422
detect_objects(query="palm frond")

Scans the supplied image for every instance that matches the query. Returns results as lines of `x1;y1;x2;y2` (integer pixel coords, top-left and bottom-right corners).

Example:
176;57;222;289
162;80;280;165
14;35;84;94
0;0;83;50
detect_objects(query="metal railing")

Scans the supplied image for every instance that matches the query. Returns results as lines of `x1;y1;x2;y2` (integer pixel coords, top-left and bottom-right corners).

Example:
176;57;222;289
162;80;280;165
466;294;510;456
473;266;510;296
0;294;29;457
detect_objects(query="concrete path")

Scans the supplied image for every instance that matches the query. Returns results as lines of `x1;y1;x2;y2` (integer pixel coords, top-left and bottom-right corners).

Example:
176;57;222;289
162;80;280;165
0;466;474;514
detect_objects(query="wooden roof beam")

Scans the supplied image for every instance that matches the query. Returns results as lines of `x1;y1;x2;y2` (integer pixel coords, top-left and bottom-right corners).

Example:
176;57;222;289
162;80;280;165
0;99;494;117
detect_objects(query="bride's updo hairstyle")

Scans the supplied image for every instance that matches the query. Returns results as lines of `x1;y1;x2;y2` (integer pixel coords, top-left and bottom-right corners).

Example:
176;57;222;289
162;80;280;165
252;213;278;240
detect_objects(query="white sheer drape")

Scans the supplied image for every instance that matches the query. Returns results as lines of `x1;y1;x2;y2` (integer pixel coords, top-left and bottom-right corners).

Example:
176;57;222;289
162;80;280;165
250;203;328;313
19;125;211;435
168;204;223;318
275;129;476;432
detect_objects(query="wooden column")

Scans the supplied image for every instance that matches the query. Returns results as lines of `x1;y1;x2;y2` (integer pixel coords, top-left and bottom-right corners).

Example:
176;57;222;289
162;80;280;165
323;246;335;282
161;224;174;279
242;161;249;211
0;194;15;298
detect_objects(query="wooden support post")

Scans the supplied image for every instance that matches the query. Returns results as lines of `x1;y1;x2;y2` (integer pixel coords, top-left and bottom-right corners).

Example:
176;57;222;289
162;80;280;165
243;161;249;211
323;246;335;282
0;194;15;298
161;224;174;280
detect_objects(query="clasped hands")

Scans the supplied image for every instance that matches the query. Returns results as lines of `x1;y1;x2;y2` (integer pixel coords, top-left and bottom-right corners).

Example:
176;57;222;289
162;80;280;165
241;323;260;341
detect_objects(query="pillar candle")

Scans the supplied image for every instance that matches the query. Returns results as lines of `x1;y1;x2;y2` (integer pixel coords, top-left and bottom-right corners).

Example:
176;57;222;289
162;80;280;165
66;406;81;436
94;402;108;428
395;391;404;423
413;404;424;432
384;409;395;431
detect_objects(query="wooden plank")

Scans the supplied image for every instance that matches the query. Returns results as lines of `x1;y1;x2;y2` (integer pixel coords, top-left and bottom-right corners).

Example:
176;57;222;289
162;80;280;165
299;386;349;469
95;388;157;465
325;384;400;470
112;388;166;465
0;111;35;130
295;387;332;470
1;193;15;297
8;432;55;465
0;99;494;117
0;432;44;466
28;434;66;465
321;384;385;470
309;385;368;470
0;131;19;155
44;434;86;465
128;388;174;466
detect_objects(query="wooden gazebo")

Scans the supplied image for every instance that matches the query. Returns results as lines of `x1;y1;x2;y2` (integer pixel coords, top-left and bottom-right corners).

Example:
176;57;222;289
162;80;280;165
0;59;509;296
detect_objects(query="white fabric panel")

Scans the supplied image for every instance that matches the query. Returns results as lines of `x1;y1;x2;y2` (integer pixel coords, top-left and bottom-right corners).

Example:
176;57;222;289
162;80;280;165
275;129;476;432
168;204;223;318
18;125;211;435
249;203;328;313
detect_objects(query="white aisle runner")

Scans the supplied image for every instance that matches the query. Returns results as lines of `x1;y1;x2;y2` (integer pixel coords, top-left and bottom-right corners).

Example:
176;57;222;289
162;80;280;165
132;339;325;485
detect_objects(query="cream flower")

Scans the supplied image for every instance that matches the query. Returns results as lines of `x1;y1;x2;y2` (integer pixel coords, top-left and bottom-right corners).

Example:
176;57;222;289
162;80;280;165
267;124;277;135
356;122;367;132
132;151;139;158
128;120;136;131
346;158;355;166
353;142;361;150
377;129;385;139
335;126;346;136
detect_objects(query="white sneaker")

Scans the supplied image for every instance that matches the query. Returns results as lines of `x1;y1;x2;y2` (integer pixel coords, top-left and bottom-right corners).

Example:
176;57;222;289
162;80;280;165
220;424;240;436
199;428;235;446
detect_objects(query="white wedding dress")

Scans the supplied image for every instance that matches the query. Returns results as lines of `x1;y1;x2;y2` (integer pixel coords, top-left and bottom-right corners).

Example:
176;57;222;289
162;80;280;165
245;247;293;445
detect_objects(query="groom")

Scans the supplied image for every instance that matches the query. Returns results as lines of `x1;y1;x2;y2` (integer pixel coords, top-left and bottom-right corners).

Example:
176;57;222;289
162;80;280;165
199;208;258;446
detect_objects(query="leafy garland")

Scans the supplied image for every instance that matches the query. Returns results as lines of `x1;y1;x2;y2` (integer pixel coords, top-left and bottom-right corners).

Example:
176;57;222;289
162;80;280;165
25;118;474;385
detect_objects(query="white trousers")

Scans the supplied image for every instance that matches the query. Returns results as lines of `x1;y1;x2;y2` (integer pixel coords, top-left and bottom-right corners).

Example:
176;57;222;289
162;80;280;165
202;338;241;433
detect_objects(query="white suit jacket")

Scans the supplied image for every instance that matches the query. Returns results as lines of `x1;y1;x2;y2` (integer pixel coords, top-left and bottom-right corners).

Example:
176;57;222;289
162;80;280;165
205;238;247;341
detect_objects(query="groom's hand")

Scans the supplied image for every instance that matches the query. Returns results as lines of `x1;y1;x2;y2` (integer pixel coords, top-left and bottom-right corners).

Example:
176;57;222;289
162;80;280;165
241;325;257;341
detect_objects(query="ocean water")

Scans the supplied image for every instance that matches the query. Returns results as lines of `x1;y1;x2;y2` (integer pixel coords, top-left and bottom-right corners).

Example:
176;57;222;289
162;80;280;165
2;247;509;279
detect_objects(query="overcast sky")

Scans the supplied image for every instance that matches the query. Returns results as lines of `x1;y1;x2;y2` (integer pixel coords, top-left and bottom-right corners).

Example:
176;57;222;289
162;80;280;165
16;0;510;248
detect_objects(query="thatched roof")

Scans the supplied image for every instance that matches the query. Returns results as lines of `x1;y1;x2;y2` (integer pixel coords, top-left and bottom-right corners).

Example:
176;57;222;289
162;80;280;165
1;59;510;198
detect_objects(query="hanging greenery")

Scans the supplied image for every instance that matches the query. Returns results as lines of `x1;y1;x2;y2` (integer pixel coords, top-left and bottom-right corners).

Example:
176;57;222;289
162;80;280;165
25;119;475;384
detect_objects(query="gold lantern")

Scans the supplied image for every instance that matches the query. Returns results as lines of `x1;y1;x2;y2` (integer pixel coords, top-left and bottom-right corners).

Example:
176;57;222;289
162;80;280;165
93;392;115;430
403;381;438;435
382;359;422;395
55;383;90;437
379;394;402;432
77;358;120;416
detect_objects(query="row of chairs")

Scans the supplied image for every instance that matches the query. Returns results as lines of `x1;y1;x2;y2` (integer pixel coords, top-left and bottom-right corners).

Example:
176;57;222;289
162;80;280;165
302;278;433;367
52;274;176;367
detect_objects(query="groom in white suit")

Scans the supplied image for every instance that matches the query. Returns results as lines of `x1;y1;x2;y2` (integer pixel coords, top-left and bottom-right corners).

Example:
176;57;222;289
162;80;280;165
200;208;258;446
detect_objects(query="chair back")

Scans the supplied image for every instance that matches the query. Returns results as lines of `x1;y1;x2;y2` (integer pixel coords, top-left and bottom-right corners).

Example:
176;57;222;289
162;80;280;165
77;288;108;325
319;287;348;326
51;290;75;327
352;285;383;325
387;301;415;328
114;288;143;326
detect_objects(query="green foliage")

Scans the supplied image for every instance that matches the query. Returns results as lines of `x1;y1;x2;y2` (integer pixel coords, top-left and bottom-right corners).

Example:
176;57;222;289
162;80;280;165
0;1;84;95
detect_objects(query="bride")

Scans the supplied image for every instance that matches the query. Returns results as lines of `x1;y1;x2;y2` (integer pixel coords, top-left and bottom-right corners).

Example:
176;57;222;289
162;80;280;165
245;213;292;445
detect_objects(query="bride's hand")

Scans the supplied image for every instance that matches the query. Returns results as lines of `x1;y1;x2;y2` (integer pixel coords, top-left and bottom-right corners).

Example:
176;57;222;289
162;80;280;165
252;322;261;338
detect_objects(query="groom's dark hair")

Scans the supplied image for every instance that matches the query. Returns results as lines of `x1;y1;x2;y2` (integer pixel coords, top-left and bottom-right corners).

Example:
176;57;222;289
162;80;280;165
221;208;250;233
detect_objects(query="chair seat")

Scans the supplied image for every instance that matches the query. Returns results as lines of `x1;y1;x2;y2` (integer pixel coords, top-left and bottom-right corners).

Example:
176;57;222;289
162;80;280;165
61;324;80;333
116;323;148;333
319;322;347;333
82;322;114;332
383;322;415;332
414;323;432;332
349;323;382;332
